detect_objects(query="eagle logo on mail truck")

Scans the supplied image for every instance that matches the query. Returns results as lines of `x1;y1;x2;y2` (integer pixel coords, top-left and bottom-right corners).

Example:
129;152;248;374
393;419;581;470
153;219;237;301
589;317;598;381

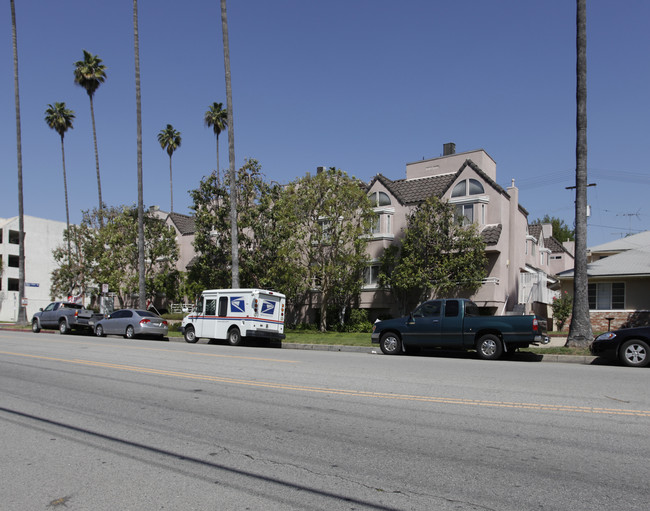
261;300;275;315
230;297;245;314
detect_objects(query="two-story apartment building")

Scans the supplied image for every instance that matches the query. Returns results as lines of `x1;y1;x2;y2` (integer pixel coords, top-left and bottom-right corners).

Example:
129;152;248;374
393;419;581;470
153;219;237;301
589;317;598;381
361;143;573;319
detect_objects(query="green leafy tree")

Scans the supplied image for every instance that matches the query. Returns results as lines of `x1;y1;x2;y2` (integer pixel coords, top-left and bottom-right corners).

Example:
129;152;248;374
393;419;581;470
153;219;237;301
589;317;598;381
74;50;107;225
50;206;178;309
204;102;228;183
274;168;375;331
45;102;75;266
50;223;95;301
379;196;487;314
188;159;280;293
530;214;575;242
157;124;182;212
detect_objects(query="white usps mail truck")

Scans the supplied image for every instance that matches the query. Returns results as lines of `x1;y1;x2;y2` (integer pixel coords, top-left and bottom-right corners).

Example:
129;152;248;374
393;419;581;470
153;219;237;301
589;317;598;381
181;289;286;345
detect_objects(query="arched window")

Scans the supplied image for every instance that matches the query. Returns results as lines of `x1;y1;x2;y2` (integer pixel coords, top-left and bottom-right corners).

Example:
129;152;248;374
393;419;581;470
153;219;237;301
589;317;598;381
451;179;485;197
369;191;391;206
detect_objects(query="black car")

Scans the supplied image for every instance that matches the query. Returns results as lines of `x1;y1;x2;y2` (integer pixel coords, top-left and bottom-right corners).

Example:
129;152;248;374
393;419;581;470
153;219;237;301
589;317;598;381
590;326;650;367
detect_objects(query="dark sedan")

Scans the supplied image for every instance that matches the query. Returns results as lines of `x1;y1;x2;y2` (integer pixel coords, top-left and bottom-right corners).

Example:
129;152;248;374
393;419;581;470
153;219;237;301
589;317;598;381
590;326;650;367
94;309;168;340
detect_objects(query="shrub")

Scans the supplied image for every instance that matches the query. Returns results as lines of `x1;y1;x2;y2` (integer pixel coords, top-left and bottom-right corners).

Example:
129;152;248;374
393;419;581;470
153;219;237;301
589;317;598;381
551;292;572;331
344;309;373;333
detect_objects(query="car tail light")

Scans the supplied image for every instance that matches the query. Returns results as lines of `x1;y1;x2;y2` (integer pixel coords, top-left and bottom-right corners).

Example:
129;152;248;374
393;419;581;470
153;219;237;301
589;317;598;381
140;318;151;325
162;320;168;326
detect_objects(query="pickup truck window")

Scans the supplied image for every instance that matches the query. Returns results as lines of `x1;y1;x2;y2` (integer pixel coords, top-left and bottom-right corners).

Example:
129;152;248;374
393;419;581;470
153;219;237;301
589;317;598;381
44;303;56;312
445;300;459;317
413;301;441;317
465;302;480;317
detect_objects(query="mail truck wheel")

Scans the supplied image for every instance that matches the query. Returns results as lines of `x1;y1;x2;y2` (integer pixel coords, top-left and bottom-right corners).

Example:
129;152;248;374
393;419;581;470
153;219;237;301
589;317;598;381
380;332;401;355
228;327;242;346
184;326;198;344
476;334;503;360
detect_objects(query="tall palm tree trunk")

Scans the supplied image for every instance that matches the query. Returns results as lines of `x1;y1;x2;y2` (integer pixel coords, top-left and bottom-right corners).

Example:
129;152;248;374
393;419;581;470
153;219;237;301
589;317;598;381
133;0;146;309
60;136;72;276
11;0;27;324
216;133;221;186
169;155;174;212
221;0;239;288
89;96;104;227
567;0;592;347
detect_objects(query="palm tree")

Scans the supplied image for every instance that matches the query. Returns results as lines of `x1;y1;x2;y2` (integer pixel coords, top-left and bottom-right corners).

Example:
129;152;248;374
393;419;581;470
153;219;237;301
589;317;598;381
221;0;239;288
44;103;75;251
133;0;146;309
10;0;27;324
157;124;182;212
204;102;228;184
74;49;107;226
567;0;593;347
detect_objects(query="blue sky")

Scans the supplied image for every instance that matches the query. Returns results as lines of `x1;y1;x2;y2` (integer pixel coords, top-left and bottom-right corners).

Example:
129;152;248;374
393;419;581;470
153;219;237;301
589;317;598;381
2;0;649;247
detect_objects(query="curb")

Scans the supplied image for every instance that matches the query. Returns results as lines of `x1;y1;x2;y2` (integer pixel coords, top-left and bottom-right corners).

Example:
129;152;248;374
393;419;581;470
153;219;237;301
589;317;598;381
1;327;596;364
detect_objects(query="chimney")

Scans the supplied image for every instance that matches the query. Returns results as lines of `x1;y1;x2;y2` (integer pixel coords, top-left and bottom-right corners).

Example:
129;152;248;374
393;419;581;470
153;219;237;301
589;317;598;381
443;142;456;156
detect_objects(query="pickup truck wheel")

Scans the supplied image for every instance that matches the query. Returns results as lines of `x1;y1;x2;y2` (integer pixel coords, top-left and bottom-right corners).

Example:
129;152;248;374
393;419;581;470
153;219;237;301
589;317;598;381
125;325;135;339
380;332;402;355
59;320;70;335
619;339;649;367
228;327;242;346
184;326;198;344
476;334;503;360
32;320;41;333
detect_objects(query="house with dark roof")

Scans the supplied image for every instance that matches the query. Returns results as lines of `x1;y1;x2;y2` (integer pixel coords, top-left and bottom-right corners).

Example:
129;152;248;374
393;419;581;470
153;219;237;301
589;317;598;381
361;144;573;318
557;230;650;331
149;207;196;273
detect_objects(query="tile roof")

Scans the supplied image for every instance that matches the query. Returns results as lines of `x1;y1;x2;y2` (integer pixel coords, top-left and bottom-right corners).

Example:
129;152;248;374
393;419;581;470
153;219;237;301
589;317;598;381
168;212;195;235
481;224;502;246
370;159;515;208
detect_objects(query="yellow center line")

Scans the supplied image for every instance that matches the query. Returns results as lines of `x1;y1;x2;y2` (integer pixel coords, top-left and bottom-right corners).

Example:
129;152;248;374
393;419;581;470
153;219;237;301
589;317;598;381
2;337;299;364
2;350;650;418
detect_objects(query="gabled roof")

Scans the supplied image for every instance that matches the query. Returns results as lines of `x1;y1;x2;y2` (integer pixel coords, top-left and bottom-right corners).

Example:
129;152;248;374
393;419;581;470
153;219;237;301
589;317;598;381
589;230;650;254
558;246;650;278
369;159;527;213
527;223;573;256
167;212;195;235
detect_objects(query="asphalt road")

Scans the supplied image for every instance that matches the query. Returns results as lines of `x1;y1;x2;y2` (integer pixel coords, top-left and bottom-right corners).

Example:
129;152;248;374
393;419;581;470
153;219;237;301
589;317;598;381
1;331;648;510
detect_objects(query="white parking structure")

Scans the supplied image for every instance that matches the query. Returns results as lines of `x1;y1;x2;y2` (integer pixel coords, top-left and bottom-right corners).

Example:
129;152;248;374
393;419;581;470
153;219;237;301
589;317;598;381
181;289;286;345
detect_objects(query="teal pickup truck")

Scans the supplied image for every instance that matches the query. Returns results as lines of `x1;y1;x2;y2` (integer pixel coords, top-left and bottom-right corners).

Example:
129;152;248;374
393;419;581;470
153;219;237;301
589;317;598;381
371;298;549;360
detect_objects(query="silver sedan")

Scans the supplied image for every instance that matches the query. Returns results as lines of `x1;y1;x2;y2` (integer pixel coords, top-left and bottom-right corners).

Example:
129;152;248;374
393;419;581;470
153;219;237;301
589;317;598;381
94;309;168;339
